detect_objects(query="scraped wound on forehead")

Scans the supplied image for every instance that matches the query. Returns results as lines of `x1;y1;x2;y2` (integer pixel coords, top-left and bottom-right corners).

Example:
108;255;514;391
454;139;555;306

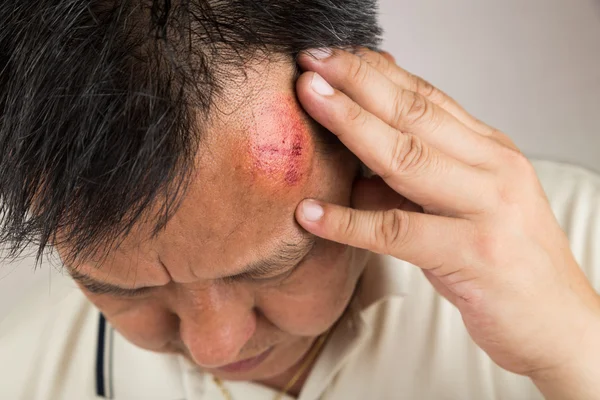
247;94;314;186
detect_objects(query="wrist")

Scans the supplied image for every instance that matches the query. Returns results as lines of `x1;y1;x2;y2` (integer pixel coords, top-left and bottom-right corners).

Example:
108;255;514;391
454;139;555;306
529;296;600;400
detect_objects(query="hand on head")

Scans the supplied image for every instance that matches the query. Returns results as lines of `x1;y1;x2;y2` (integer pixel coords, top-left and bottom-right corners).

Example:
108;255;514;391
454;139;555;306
293;47;600;395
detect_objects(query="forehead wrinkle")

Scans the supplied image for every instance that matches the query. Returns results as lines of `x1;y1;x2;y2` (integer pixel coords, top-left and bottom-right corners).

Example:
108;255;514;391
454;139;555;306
125;245;143;289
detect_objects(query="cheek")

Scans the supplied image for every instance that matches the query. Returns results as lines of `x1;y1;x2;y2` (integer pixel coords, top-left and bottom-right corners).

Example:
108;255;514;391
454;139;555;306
257;244;363;336
87;295;178;351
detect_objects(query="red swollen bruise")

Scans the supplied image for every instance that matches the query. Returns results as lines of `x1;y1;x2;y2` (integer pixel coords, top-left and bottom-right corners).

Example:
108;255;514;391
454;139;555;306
248;95;311;186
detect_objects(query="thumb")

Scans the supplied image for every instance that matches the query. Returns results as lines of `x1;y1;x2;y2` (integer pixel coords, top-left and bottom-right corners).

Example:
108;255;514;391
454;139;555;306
294;199;468;273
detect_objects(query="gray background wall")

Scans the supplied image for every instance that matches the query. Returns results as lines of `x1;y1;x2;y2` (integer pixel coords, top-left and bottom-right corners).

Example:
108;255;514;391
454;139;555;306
1;0;600;320
380;0;600;172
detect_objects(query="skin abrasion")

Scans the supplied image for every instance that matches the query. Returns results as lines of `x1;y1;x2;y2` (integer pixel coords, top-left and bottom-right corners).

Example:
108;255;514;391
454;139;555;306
248;95;314;186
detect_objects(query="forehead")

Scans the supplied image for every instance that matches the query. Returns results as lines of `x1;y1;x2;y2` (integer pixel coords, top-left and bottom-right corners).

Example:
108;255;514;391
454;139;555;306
138;71;321;282
74;60;343;284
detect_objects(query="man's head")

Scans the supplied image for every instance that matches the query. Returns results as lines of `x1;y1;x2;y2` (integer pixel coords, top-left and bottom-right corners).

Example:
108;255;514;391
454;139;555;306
0;0;381;381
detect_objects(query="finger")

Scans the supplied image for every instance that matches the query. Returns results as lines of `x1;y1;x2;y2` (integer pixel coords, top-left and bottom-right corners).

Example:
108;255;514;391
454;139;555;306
351;176;422;213
355;48;519;151
378;50;396;64
295;199;472;272
356;50;497;135
296;72;495;215
351;177;468;304
298;49;499;166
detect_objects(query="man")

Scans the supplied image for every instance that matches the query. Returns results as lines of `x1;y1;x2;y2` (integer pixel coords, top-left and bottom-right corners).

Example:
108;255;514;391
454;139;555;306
1;1;600;399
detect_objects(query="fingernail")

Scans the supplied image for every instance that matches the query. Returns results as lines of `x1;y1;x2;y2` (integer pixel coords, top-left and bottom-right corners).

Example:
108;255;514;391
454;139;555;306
307;48;333;60
311;73;334;96
302;200;324;222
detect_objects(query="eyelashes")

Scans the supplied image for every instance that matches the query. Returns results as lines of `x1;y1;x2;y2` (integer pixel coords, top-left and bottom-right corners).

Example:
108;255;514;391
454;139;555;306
80;281;152;298
221;262;300;284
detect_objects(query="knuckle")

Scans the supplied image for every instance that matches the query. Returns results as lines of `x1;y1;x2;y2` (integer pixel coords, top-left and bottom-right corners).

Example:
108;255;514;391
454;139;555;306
488;127;511;142
392;90;442;133
473;231;506;267
507;148;532;170
495;148;538;204
371;52;396;78
378;209;411;253
362;50;386;70
408;73;420;93
416;77;448;107
345;102;366;127
399;91;434;127
498;146;535;177
387;134;431;177
337;209;358;239
389;90;405;129
413;75;435;98
474;118;495;134
347;56;371;85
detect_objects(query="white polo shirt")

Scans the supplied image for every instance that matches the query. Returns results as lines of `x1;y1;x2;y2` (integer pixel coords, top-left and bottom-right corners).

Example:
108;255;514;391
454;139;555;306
1;160;599;400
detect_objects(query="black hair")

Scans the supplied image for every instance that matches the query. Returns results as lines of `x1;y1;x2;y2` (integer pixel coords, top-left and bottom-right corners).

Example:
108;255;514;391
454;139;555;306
0;0;382;264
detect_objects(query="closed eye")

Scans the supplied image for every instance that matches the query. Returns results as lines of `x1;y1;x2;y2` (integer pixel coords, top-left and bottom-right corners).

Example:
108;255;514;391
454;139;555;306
80;280;153;297
223;261;301;284
223;239;316;284
68;268;154;298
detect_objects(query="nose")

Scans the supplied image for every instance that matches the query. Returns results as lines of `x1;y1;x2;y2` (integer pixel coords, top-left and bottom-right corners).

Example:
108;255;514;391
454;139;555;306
177;286;257;368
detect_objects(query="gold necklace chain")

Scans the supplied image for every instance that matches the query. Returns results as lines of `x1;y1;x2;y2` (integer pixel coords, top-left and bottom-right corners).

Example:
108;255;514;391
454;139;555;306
213;331;331;400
